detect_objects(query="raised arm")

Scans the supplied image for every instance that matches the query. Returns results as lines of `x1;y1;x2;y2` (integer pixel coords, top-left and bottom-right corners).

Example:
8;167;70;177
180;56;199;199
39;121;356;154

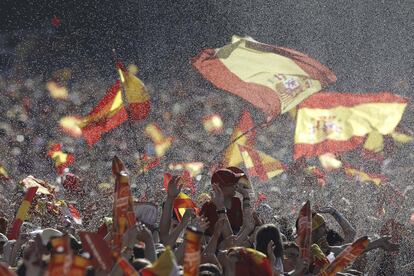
159;176;182;244
317;206;356;243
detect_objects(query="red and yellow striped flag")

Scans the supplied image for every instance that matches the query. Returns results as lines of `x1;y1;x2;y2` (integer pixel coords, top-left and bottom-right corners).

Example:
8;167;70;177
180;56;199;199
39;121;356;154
141;247;179;276
145;123;173;157
111;156;136;253
116;62;151;121
223;110;256;167
7;186;38;240
173;192;198;221
319;236;369;276
0;164;10;180
296;201;312;265
47;144;75;175
294;92;408;159
343;165;385;186
192;36;336;117
238;145;285;181
80;81;128;146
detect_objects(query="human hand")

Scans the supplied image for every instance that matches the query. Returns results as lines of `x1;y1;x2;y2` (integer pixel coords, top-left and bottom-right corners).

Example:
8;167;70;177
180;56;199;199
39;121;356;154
212;183;225;209
316;206;335;214
137;223;153;243
235;178;251;198
218;235;236;251
267;240;276;265
167;176;182;199
377;236;399;252
192;215;210;233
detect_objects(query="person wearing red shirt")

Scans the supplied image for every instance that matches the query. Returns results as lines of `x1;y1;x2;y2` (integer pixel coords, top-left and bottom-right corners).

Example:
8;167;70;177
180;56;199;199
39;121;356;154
201;167;250;236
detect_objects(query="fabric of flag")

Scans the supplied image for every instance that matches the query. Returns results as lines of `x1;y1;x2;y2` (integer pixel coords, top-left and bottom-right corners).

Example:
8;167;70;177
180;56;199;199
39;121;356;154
79;231;114;272
47;144;75;175
69;255;90;275
228;247;272;276
0;263;16;276
391;129;413;144
238;145;285;181
138;153;161;174
173;192;198;221
68;204;82;225
318;236;369;276
117;61;151;121
59;116;83;138
7;186;38;239
80;81;128;146
145;123;173;157
20;175;54;195
223;110;256;167
0;164;10;180
203;113;224;134
192;35;336;117
362;130;385;161
318;153;342;171
140;247;179;276
168;162;204;177
343;165;385;186
295;201;312;265
111;156;136;252
46;81;69;100
294;92;408;159
116;256;139;276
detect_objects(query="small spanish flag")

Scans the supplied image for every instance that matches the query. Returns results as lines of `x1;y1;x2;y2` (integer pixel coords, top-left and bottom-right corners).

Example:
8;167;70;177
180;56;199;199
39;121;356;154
223;110;256;167
138;153;161;173
238;144;285;181
0;164;10;180
141;247;179;276
168;162;204;177
145;123;173;157
343;165;385;186
203;113;224;134
319;236;369;276
47;144;75;175
7;186;38;240
173;192;198;221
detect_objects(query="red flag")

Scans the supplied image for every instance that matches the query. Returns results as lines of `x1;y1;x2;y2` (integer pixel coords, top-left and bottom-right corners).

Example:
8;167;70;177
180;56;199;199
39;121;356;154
295;201;312;268
79;231;114;272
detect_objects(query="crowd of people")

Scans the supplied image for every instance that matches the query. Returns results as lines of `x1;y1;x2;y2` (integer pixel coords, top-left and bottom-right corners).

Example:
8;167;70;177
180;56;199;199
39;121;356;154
0;29;414;275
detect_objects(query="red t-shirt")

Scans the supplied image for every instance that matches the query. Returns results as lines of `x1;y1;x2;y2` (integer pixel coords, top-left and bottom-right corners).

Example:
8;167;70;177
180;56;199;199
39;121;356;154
201;197;243;236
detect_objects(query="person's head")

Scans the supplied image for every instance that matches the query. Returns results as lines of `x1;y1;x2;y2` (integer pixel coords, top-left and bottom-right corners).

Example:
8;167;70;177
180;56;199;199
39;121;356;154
211;168;244;198
326;229;344;246
311;213;327;243
255;224;284;258
199;263;221;276
132;258;151;271
133;244;145;259
282;242;300;272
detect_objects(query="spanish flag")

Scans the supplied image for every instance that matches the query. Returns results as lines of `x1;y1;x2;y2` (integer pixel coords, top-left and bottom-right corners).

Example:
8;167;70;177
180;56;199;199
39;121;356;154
80;81;128;146
168;162;204;177
319;236;369;276
7;186;38;240
138;153;161;174
47;144;75;175
80;63;150;146
0;164;10;180
294;92;408;159
173;192;198;221
238;145;286;181
192;36;336;117
318;153;342;171
117;62;151;121
343;165;385;186
222;110;256;167
141;247;179;276
145;123;173;157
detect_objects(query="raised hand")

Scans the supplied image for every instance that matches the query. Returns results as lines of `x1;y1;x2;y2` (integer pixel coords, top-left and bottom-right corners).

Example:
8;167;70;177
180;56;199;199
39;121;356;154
167;176;182;199
212;183;225;209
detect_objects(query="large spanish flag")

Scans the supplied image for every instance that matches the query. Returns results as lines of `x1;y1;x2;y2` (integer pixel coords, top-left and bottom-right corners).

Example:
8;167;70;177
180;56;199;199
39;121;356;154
222;110;256;167
192;36;336;117
238;145;286;181
294;92;408;159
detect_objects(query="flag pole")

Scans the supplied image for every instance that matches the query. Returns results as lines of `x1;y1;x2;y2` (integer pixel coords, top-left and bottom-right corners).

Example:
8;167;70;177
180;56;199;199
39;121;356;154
112;49;149;197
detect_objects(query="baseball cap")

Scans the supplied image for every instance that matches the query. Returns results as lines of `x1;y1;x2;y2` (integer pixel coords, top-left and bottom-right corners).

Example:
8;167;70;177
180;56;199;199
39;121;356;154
211;168;245;187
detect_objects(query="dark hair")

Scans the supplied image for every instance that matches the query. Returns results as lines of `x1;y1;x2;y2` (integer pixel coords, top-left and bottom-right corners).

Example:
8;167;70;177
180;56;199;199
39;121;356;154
199;263;221;276
133;244;145;259
255;224;284;258
283;241;299;251
326;229;344;246
131;258;151;271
